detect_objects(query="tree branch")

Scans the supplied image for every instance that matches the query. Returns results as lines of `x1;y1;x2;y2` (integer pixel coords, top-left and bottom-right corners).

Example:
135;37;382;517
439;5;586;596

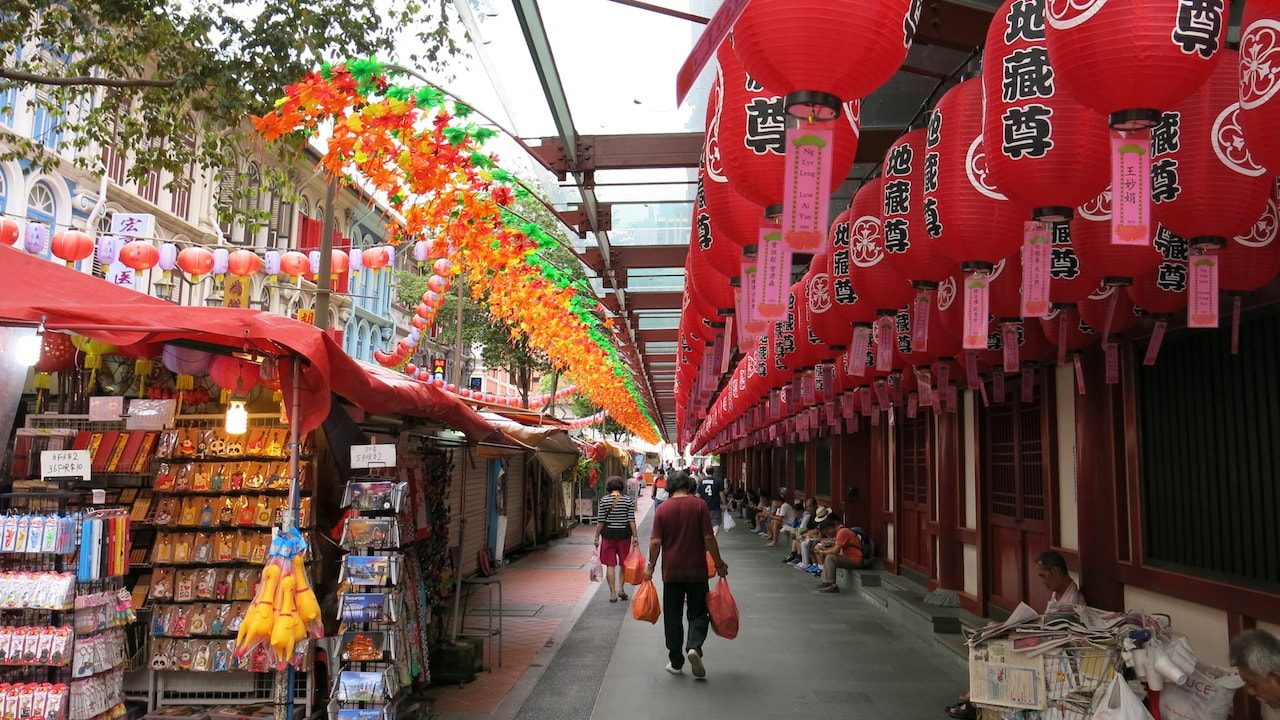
0;67;179;88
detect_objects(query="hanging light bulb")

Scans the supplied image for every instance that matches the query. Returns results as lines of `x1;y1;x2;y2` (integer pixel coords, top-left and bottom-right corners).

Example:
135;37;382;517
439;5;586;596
225;400;248;435
14;332;41;367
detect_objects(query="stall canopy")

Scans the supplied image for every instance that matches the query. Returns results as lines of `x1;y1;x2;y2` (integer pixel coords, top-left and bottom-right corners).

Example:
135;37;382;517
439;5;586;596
477;411;580;477
0;245;497;442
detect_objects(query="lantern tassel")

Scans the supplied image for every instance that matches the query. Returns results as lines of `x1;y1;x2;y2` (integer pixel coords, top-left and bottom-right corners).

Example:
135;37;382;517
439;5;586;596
1231;295;1242;355
33;372;52;390
1072;353;1086;395
134;359;154;397
176;374;195;391
1102;291;1119;339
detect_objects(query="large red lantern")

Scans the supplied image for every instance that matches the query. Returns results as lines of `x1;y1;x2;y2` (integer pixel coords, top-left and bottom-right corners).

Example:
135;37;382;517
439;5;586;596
118;240;160;271
790;280;830;368
176;246;215;280
823;207;875;327
1220;188;1280;294
34;332;77;373
0;217;19;247
1044;0;1225;129
1241;1;1280;172
880;128;954;286
731;0;920;117
982;0;1109;220
702;67;766;250
1071;190;1162;288
1152;49;1272;245
50;230;94;265
692;173;744;279
716;44;860;208
1047;213;1103;305
848;178;914;312
803;258;854;351
227;249;262;277
686;243;736;317
209;355;260;396
1126;226;1190;314
1040;306;1100;355
927;78;1028;266
362;247;390;272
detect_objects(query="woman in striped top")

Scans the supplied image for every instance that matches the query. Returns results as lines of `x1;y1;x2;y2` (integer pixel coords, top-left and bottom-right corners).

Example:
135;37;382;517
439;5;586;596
595;476;639;602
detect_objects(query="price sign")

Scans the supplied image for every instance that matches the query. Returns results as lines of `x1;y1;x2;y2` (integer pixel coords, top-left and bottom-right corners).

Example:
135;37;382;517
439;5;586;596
351;444;396;469
41;449;90;480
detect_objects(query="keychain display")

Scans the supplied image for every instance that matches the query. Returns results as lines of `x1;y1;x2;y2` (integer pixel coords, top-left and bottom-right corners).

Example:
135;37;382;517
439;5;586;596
0;626;73;666
0;572;75;610
0;682;68;720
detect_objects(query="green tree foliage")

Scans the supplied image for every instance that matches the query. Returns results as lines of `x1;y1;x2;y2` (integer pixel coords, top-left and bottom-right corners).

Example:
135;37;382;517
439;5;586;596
568;393;631;442
0;0;461;197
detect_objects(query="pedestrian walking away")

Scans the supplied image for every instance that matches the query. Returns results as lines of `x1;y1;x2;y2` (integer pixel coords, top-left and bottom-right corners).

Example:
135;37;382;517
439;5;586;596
696;466;727;535
646;470;728;680
595;476;639;603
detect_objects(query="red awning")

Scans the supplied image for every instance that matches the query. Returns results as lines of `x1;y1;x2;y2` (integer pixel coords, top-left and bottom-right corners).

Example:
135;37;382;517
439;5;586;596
0;245;497;441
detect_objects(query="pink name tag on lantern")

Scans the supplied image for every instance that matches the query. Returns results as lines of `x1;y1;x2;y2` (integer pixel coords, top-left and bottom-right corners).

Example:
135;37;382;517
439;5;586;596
963;271;990;350
870;407;881;426
840;393;856;419
1110;133;1151;246
912;290;931;352
907;393;918;419
875;316;894;371
741;257;766;336
937;361;950;393
849;326;872;376
993;371;1006;403
946;384;958;412
1187;253;1220;328
860;388;873;416
846;415;860;433
1020;368;1035;402
1143;320;1168;366
917;369;934;408
782;125;833;253
1073;353;1087;395
757;228;790;321
874;380;891;409
1002;323;1020;373
1021;221;1052;318
965;350;980;389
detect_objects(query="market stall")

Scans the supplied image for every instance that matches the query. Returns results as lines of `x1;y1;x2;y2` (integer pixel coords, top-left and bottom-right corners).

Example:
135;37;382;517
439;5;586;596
0;245;499;720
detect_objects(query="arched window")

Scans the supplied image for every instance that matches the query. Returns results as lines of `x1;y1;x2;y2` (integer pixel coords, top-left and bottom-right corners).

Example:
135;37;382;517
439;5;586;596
298;196;311;223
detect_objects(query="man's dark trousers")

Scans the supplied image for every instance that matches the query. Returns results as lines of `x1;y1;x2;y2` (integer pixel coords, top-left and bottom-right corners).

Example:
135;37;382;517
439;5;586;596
662;580;710;668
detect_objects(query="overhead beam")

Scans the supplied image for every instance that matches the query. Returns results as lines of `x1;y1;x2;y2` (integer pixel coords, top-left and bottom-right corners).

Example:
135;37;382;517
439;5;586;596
636;328;679;343
529;128;899;176
915;1;992;52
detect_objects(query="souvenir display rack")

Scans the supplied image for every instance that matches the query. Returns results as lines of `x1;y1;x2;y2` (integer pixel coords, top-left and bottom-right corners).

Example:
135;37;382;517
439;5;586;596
0;474;134;720
14;413;317;715
329;464;409;720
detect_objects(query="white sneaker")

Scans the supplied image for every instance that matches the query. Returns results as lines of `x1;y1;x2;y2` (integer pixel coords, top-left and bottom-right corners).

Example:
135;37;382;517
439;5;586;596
793;561;807;569
686;648;705;679
665;662;683;676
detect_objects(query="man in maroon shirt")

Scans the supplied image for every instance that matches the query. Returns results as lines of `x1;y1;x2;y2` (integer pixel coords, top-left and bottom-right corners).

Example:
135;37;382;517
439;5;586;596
646;470;728;679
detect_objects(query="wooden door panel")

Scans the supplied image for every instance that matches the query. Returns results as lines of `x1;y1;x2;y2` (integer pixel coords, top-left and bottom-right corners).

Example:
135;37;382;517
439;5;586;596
989;524;1024;611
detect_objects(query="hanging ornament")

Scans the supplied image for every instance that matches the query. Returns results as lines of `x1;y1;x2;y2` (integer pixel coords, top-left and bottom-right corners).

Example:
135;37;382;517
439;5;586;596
413;240;430;268
362;246;390;274
96;235;119;266
432;258;453;277
157;242;178;282
982;0;1110;221
50;230;94;266
209;355;260;403
691;175;744;280
329;249;350;279
212;248;229;281
71;335;117;386
279;251;309;282
847;178;913;315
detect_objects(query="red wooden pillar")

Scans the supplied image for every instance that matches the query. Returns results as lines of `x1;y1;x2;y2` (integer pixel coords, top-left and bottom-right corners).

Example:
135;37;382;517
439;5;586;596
1073;346;1125;611
868;420;894;572
935;410;964;591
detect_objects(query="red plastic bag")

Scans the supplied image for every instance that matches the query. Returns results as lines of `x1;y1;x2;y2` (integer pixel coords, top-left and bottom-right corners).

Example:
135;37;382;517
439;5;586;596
706;552;717;579
632;580;661;624
623;547;645;586
707;579;739;639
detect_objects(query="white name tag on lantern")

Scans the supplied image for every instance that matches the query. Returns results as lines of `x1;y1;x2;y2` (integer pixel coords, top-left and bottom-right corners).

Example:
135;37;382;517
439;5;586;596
41;449;90;481
351;443;396;469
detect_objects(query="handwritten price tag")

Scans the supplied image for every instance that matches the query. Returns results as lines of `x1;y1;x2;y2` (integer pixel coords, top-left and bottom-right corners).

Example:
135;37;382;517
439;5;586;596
351;444;396;469
41;449;90;481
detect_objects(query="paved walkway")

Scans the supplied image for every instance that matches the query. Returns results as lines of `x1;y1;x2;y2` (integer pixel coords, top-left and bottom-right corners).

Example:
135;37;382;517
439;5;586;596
433;501;967;720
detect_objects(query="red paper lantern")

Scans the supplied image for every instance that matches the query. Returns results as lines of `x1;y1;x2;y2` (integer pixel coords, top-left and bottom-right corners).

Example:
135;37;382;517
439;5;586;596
880;128;954;285
1044;0;1225;128
362;247;390;271
118;240;160;271
114;341;163;360
1070;190;1162;287
793;275;835;365
0;218;19;247
50;230;94;265
34;332;76;373
209;355;260;396
686;241;736;317
176;246;215;280
329;249;350;276
731;0;920;117
847;178;914;312
1046;216;1103;305
715;44;860;208
1241;1;1280;172
279;251;309;278
1126;226;1191;314
692;176;744;279
982;0;1109;220
1152;50;1272;245
1039;307;1100;353
1220;188;1280;293
926;78;1028;265
227;250;262;277
821;208;875;327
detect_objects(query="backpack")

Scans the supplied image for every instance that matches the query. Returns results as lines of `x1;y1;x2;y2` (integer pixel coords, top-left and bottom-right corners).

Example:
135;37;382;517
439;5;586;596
850;527;875;569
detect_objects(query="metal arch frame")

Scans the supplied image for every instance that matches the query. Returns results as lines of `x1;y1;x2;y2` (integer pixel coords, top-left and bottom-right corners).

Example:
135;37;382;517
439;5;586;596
511;0;669;439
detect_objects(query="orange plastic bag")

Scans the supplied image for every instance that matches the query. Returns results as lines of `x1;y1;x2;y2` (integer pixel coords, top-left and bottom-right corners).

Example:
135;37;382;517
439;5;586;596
623;547;646;586
706;552;717;579
707;579;739;639
632;580;661;624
